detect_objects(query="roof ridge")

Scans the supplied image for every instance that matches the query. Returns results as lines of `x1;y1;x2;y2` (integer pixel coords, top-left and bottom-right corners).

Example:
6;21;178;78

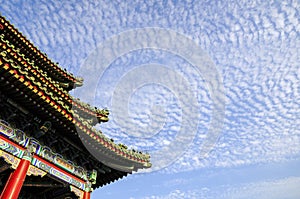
0;15;82;86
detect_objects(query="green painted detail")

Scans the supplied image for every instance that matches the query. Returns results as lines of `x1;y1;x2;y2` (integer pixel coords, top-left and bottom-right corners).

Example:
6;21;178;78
84;181;93;192
0;122;89;182
0;139;23;157
88;169;97;184
33;159;86;190
21;150;33;161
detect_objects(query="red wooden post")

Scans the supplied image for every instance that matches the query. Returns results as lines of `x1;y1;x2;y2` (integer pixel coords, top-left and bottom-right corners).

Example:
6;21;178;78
83;191;91;199
1;153;32;199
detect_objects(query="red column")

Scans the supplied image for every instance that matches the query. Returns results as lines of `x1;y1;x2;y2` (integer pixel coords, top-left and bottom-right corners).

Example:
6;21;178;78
0;157;31;199
83;191;91;199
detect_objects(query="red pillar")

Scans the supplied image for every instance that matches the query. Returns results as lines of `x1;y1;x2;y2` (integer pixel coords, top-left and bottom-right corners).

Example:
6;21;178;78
83;191;91;199
0;157;31;199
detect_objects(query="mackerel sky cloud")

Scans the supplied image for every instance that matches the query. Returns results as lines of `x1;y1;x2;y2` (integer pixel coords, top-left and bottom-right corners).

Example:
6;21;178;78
1;0;299;198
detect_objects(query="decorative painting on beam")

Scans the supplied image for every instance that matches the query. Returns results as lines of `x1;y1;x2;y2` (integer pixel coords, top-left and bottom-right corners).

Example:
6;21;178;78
0;149;20;169
27;164;47;177
0;149;47;177
0;121;89;180
0;121;91;191
0;137;24;158
0;135;89;191
32;158;86;190
70;185;85;199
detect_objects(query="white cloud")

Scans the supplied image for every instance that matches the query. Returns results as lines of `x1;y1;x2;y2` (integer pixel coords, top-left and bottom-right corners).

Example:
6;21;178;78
2;2;300;198
139;177;300;199
221;177;300;199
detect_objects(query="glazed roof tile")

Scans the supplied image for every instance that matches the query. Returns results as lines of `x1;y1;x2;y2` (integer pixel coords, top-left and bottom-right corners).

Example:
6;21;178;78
0;17;151;173
0;35;109;123
0;50;151;171
0;16;80;86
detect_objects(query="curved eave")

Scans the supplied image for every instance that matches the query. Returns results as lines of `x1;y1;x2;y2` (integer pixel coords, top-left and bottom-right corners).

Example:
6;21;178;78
0;56;151;169
0;39;109;123
0;15;80;85
71;98;109;123
78;129;151;173
74;114;151;169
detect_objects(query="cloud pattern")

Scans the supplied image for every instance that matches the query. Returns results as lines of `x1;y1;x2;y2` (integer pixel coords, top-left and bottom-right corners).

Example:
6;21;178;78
1;0;299;198
141;177;300;199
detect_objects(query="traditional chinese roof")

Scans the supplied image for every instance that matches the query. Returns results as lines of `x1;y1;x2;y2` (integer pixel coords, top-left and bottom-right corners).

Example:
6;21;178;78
0;15;151;189
0;16;81;90
0;17;109;124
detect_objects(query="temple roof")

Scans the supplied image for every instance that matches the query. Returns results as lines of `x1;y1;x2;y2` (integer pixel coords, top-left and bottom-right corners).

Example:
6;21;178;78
0;16;82;89
0;35;109;124
0;15;151;188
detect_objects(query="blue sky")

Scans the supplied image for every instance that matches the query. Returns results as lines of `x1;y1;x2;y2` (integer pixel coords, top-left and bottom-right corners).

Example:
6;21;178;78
1;0;299;198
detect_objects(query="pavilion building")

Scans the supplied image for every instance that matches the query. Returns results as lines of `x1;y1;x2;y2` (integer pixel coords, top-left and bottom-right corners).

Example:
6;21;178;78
0;15;151;199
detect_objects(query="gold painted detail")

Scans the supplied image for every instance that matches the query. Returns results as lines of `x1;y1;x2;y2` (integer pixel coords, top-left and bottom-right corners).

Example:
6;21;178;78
1;150;49;178
70;185;84;199
27;165;47;177
0;149;20;169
